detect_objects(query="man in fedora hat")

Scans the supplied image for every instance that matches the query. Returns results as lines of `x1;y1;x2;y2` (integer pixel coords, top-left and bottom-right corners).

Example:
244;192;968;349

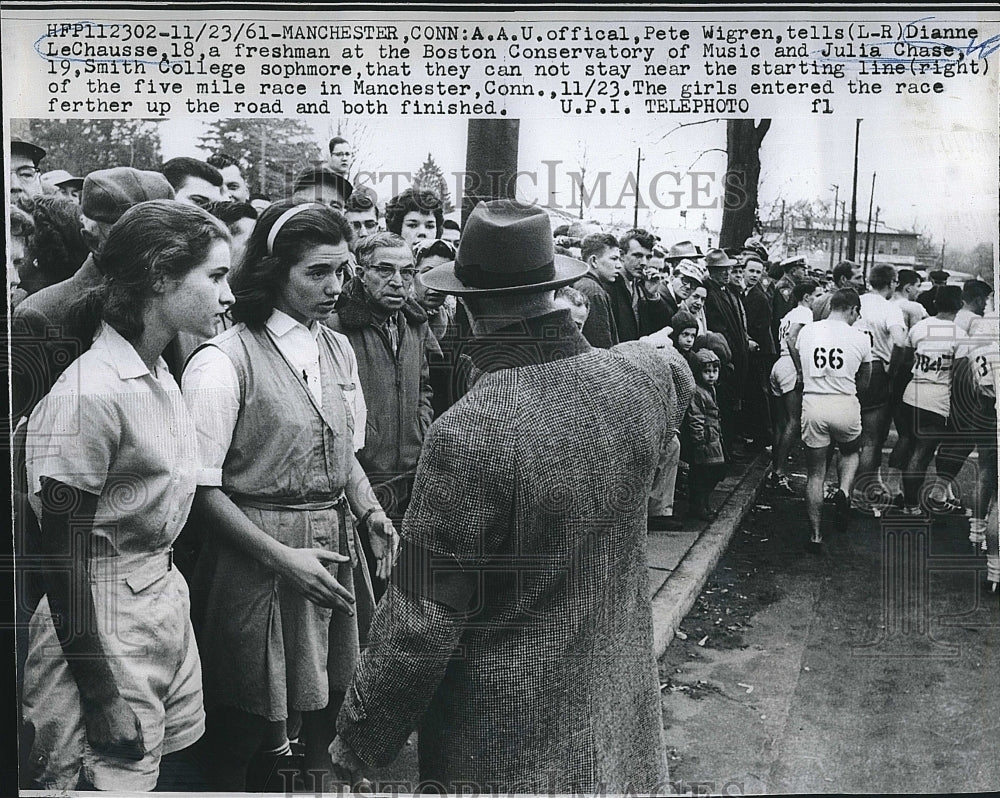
330;200;690;793
661;254;705;321
703;248;751;460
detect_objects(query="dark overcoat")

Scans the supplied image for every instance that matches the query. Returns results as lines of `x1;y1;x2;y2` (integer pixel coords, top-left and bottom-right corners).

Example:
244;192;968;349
338;309;690;793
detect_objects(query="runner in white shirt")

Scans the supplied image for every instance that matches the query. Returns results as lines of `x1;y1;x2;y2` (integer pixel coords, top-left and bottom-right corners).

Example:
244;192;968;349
891;269;929;331
766;280;820;494
963;313;1000;584
893;285;971;518
794;288;872;545
929;282;994;517
853;265;908;514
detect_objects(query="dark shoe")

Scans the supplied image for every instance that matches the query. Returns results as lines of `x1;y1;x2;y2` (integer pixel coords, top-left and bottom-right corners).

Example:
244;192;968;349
834;490;850;532
648;515;684;532
823;483;840;504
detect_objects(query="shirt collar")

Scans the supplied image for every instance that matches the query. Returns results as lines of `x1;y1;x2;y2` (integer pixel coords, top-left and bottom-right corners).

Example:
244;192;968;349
267;308;320;340
92;323;160;380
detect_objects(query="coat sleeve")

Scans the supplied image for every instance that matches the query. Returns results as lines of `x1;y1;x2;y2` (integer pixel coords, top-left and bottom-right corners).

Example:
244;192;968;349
581;292;617;348
417;326;435;436
337;398;515;765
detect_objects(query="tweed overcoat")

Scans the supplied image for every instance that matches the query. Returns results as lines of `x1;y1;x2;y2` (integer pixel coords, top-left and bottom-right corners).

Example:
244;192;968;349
338;309;690;793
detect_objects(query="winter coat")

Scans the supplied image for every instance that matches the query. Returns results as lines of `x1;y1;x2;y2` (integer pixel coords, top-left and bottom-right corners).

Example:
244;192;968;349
337;309;691;793
683;383;725;465
330;278;434;484
574;272;619;348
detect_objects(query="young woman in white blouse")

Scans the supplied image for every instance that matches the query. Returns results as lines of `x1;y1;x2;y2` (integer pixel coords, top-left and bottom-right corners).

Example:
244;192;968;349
182;201;398;791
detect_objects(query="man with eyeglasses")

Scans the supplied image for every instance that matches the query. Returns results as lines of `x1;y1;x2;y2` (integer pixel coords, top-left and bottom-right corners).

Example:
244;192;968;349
330;232;434;604
344;192;381;252
10;139;46;204
328;136;353;177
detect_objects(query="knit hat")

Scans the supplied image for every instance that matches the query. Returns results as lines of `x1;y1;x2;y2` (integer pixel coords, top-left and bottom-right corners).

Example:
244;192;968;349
82;167;175;223
670;310;698;334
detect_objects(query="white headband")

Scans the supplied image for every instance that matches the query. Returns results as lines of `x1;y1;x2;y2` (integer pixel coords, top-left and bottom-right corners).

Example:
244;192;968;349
267;204;321;254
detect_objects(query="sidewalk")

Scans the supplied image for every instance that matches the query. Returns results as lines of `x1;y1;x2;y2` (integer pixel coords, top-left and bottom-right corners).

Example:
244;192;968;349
648;453;770;656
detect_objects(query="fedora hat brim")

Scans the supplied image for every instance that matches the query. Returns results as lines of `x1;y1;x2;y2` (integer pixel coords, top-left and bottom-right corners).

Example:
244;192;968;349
419;253;589;296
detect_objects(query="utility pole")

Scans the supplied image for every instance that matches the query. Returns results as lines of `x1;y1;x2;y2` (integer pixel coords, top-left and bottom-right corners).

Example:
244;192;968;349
463;119;520;226
633;148;643;229
862;171;876;276
578;165;585;219
847;118;861;260
871;206;881;267
829;184;839;270
838;200;846;262
940;240;946;269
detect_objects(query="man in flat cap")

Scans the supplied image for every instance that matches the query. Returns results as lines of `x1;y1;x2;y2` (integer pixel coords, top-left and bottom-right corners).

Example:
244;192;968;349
10;139;46;204
329;200;691;794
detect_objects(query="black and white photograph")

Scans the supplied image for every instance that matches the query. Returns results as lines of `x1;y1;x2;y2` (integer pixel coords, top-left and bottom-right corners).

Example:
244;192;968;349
4;3;999;795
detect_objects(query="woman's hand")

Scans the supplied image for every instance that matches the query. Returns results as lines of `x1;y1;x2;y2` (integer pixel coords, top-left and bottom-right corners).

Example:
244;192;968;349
82;693;145;761
277;546;355;614
365;510;399;581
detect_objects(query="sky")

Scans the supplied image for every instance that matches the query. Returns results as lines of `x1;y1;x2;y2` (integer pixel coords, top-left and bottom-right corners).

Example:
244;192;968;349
160;109;997;249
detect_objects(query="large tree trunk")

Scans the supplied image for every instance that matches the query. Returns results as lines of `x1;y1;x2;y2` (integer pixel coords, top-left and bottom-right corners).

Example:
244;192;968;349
463;119;520;226
718;119;771;250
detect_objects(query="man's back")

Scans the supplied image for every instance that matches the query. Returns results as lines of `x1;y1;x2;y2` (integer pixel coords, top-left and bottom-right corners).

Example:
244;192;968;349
342;316;682;791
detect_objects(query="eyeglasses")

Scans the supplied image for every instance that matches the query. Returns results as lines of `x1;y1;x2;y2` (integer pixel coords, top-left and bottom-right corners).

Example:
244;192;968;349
371;265;418;282
12;166;40;181
351;219;379;232
331;150;352;159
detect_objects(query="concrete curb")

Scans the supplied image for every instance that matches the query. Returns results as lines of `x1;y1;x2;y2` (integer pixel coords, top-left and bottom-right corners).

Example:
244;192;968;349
651;455;770;657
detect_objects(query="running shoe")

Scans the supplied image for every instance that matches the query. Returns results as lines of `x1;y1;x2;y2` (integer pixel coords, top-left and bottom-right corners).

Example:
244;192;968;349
823;483;840;504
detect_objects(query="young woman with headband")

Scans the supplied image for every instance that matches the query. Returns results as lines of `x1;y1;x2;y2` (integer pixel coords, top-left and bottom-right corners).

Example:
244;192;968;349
182;200;398;791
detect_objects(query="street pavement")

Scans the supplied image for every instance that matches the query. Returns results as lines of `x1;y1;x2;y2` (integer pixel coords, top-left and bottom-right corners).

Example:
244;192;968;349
659;446;999;794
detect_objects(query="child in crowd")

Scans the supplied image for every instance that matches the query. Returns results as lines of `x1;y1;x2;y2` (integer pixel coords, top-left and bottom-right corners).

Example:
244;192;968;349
669;311;699;366
683;348;728;520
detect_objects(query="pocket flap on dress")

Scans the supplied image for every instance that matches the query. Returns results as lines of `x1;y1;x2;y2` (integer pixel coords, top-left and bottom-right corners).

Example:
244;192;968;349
125;557;170;594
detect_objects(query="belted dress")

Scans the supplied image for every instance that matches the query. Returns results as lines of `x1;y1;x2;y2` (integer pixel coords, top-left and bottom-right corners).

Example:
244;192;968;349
184;315;372;721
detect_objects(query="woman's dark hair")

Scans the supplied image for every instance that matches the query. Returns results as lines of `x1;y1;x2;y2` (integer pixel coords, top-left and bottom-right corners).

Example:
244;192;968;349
75;200;229;341
384;188;443;237
24;195;89;292
205;199;258;230
230;200;352;327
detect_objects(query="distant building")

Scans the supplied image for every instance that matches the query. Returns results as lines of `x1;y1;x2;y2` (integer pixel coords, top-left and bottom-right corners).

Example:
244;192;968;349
761;216;922;270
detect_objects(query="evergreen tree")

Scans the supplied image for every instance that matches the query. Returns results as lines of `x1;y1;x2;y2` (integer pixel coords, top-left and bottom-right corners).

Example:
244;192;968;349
199;118;322;199
20;119;162;174
412;152;454;213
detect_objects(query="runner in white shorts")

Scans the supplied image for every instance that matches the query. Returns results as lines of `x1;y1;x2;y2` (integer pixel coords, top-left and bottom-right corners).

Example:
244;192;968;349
794;288;872;546
853;264;907;513
767;280;820;493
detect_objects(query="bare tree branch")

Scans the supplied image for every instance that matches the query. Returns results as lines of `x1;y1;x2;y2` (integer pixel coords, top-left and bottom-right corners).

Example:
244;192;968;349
653;118;722;145
686;148;726;171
